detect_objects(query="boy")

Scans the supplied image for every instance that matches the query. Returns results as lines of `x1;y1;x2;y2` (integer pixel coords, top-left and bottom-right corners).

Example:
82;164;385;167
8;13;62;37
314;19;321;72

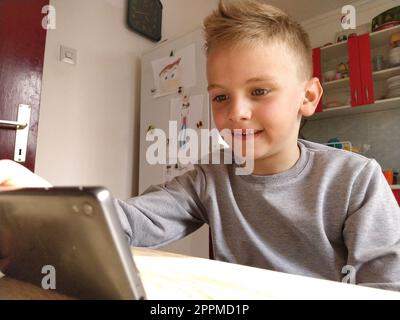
1;0;400;291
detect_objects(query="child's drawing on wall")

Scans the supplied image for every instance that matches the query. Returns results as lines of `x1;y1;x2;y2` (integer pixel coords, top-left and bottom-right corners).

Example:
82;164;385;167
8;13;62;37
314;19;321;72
159;58;182;96
170;94;204;165
178;95;190;149
151;44;197;98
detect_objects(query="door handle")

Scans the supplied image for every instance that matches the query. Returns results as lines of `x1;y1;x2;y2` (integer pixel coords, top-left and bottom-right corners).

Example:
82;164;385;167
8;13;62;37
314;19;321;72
0;120;27;130
0;104;31;163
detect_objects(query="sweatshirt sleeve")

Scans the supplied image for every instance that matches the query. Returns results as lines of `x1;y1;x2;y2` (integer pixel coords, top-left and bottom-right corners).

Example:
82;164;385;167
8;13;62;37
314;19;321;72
343;159;400;291
114;164;208;248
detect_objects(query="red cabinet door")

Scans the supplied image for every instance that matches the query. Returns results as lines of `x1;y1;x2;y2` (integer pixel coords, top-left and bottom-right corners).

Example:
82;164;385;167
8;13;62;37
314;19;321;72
312;48;323;113
348;34;375;107
393;190;400;206
358;33;375;105
348;37;364;106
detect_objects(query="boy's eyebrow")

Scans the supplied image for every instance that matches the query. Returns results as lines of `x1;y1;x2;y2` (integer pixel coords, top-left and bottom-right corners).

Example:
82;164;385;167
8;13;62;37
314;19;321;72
207;77;277;91
207;84;225;91
245;76;276;84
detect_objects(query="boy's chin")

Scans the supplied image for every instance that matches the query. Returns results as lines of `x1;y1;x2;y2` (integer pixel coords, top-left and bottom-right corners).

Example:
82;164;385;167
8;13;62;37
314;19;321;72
235;150;278;164
235;149;269;160
232;149;262;161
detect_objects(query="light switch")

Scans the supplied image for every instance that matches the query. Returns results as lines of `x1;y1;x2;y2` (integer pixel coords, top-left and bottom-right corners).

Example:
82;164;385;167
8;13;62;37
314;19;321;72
60;45;78;65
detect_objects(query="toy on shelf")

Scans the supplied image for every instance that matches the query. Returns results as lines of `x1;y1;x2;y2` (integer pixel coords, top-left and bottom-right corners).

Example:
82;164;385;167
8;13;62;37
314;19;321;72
391;32;400;48
337;62;349;78
325;138;370;155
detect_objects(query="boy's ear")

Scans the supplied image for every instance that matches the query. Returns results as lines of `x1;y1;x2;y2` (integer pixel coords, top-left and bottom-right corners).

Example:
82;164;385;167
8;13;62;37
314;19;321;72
300;77;323;117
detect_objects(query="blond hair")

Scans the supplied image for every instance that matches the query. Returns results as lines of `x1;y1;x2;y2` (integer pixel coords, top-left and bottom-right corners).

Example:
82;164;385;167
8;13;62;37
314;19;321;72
203;0;312;80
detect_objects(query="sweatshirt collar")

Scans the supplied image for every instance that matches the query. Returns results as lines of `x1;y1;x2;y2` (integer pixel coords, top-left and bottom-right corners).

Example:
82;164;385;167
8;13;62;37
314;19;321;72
234;140;311;185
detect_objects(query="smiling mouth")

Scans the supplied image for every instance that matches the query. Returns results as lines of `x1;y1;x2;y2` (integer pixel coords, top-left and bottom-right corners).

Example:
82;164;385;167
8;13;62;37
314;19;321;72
232;129;264;140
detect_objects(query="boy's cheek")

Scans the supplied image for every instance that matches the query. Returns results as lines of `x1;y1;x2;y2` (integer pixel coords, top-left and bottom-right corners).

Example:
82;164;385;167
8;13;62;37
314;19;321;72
212;113;226;129
257;102;298;121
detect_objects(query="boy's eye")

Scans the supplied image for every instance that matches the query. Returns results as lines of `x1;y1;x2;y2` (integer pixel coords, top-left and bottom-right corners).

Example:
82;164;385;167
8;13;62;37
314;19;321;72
251;88;270;96
213;95;228;103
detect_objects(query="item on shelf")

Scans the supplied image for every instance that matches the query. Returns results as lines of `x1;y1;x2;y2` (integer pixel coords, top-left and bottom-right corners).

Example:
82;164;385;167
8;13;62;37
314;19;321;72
389;77;400;86
371;6;400;32
387;74;400;85
327;138;343;149
323;70;336;82
349;145;364;154
333;23;370;44
389;46;400;67
383;169;394;185
337;62;349;78
387;88;400;99
335;72;342;80
390;32;400;48
375;21;400;32
326;139;370;155
336;34;347;43
322;42;333;47
388;85;400;92
388;80;400;89
373;55;386;71
386;75;400;98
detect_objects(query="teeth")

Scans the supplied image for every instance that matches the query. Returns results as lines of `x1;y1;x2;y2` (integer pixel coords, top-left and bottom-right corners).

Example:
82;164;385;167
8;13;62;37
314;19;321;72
233;131;257;136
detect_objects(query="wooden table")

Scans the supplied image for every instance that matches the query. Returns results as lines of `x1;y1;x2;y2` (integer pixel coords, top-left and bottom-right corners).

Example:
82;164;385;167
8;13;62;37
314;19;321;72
1;247;400;300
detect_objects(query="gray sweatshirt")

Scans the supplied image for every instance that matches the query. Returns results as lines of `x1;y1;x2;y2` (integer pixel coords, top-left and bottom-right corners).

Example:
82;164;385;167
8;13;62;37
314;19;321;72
115;139;400;291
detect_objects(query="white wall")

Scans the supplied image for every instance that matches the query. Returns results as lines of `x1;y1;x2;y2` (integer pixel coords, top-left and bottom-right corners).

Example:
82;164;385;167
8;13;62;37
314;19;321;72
36;0;218;199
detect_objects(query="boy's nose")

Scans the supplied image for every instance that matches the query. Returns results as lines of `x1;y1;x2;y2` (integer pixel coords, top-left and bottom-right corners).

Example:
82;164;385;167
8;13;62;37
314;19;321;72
227;98;252;122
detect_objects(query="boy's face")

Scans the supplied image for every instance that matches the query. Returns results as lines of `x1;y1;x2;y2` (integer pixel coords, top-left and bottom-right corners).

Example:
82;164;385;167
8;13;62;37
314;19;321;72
207;41;310;167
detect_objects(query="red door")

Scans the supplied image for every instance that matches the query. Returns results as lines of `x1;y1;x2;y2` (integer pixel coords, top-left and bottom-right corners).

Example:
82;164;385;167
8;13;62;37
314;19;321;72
348;36;364;107
312;47;323;113
358;33;375;105
0;0;48;172
348;34;375;107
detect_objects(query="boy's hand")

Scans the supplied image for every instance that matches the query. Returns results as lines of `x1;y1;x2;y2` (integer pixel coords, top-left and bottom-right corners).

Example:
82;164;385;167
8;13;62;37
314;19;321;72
0;159;52;191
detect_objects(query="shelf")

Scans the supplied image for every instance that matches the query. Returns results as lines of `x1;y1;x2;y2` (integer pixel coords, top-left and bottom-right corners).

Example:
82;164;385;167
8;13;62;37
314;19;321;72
320;41;347;61
320;24;400;61
309;96;400;121
391;185;400;190
322;77;349;90
372;65;400;81
322;105;351;112
370;24;400;48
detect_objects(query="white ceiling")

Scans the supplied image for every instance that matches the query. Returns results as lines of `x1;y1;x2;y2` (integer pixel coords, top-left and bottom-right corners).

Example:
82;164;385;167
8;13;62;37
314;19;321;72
261;0;360;22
